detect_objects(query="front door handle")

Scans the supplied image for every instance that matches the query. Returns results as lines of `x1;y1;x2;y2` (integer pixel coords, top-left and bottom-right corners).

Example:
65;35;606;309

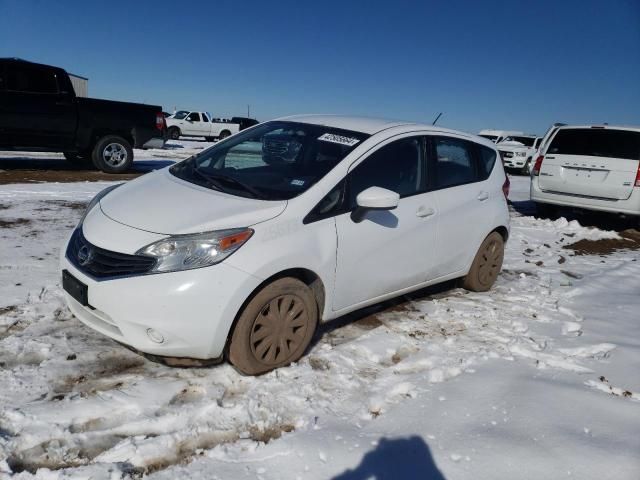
477;191;489;201
416;206;436;218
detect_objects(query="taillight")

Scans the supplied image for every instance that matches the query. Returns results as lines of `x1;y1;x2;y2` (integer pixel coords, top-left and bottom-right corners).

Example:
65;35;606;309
532;155;544;176
635;163;640;187
155;112;164;131
502;176;510;199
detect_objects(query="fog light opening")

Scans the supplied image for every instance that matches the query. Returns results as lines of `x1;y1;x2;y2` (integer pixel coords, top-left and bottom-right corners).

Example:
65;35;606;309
147;328;165;344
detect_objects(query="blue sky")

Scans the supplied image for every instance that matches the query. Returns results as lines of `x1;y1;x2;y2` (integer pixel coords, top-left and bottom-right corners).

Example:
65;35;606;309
1;0;638;135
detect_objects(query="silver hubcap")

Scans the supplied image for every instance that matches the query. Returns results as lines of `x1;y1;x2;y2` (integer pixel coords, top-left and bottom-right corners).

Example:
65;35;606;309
103;143;128;167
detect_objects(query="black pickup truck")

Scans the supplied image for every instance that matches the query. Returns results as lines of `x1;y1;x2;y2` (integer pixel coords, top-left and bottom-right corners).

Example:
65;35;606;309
0;58;166;173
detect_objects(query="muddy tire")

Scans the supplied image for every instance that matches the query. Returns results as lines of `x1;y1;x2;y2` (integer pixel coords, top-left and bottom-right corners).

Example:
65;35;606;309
91;135;133;173
168;127;181;140
228;278;318;375
461;232;504;292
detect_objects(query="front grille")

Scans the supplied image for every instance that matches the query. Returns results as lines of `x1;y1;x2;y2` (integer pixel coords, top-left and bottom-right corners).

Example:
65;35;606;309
66;229;156;278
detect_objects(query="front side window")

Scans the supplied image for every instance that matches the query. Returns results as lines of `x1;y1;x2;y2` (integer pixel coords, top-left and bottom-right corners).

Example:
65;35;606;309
170;121;369;200
548;128;640;160
434;137;476;188
6;64;58;94
347;137;423;209
186;112;201;122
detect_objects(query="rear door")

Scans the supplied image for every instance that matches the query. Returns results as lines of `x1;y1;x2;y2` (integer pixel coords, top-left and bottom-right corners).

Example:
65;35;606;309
539;128;640;200
430;135;496;277
3;62;76;149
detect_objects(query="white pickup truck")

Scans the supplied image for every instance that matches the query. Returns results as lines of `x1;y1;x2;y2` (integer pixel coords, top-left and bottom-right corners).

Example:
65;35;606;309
166;111;257;141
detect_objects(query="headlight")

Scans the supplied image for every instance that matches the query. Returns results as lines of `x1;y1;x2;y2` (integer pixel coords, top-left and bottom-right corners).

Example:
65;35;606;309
516;151;527;157
78;183;123;226
137;228;253;273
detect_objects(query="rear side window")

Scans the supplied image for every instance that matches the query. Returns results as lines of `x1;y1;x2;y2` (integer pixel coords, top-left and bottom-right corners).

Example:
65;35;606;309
477;145;497;180
434;137;476;188
6;64;59;94
548;129;640;160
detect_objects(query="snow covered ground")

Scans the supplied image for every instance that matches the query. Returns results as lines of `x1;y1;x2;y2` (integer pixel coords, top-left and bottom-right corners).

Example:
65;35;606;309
0;150;639;479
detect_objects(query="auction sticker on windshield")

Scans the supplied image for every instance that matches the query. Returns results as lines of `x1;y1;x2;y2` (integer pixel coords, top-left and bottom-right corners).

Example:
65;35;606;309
318;133;360;146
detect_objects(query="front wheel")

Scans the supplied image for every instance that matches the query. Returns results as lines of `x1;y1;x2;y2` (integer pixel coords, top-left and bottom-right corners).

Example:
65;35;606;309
461;232;504;292
521;159;532;175
91;135;133;173
228;278;318;375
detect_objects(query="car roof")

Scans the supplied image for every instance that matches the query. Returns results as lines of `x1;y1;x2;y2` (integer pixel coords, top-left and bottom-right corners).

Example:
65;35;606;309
274;114;484;142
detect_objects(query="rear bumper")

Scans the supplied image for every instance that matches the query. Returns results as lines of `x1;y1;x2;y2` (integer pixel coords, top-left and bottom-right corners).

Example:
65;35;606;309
531;178;640;216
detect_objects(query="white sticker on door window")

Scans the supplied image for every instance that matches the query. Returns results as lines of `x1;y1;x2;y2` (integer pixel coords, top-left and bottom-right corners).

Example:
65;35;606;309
318;133;360;147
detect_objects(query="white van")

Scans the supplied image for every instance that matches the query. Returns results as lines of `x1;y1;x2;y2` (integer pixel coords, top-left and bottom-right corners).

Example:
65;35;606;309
530;125;640;217
478;129;524;144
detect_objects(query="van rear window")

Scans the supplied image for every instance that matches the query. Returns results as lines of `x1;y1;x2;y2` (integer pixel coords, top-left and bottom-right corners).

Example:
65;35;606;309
548;129;640;160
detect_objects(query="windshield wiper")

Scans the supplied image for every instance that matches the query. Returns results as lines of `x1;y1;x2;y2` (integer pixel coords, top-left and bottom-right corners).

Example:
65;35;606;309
206;173;265;199
188;164;263;199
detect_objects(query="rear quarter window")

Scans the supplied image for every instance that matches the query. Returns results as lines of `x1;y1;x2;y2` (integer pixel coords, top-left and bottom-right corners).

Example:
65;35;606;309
477;145;497;180
548;129;640;160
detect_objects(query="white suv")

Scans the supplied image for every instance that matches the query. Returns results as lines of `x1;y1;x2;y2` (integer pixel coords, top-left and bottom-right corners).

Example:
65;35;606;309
531;125;640;217
61;115;510;375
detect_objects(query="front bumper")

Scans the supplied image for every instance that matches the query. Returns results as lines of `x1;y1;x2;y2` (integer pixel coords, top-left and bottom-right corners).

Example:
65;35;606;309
501;154;528;169
60;230;263;360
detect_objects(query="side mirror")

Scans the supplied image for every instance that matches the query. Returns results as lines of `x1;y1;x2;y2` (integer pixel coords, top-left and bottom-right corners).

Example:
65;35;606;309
352;186;399;222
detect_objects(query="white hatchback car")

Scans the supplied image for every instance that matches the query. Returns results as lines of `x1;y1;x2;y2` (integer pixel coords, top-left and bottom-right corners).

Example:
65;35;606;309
61;115;510;375
531;125;640;218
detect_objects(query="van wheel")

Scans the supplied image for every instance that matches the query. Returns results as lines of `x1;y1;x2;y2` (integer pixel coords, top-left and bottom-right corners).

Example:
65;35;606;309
461;232;504;292
91;135;133;173
228;278;318;375
168;127;181;140
219;130;231;139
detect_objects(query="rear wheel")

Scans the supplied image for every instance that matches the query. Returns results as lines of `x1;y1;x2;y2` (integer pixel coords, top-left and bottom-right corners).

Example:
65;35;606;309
91;135;133;173
219;130;231;140
168;127;181;140
228;278;318;375
461;232;504;292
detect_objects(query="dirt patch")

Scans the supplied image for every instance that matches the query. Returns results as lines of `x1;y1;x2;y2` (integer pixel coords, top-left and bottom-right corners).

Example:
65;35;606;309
0;218;32;228
564;229;640;255
37;200;88;211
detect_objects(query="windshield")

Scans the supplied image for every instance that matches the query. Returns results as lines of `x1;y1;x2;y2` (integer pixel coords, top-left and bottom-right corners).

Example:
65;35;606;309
170;121;369;200
502;136;535;147
172;110;189;120
479;134;498;142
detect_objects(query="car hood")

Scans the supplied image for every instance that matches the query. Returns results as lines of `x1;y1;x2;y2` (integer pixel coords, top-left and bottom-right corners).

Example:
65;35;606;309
99;169;287;235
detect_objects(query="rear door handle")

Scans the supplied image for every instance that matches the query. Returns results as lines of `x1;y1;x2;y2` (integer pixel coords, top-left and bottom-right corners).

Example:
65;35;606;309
477;191;489;201
416;206;436;218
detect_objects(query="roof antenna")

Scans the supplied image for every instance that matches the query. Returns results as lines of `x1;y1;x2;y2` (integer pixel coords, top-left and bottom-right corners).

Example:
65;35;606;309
432;112;443;125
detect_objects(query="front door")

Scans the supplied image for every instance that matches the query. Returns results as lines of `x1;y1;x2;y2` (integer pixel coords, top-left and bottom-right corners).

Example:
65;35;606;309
333;135;439;311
